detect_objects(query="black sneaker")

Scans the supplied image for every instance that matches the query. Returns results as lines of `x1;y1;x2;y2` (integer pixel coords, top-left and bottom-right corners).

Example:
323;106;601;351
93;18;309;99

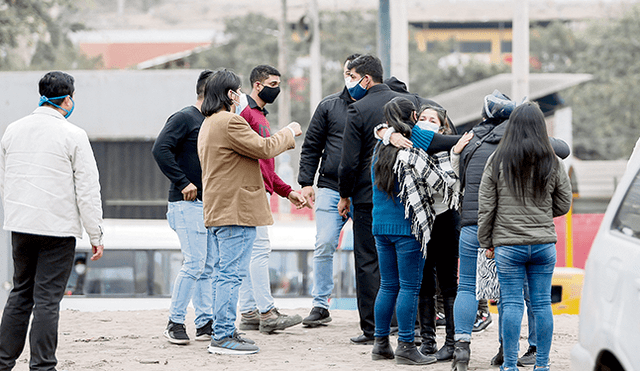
472;310;493;333
195;320;213;341
435;311;446;328
302;307;332;327
517;346;537;366
164;320;190;345
208;335;259;355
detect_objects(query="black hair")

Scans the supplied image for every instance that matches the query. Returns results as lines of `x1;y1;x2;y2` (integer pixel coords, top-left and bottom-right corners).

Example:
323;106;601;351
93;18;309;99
347;55;383;83
374;97;416;198
249;65;280;85
196;70;214;98
490;101;557;205
344;53;361;64
201;69;241;117
38;71;74;107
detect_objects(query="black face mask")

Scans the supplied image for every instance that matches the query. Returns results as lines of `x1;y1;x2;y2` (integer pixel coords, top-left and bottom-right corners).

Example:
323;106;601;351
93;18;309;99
258;85;280;104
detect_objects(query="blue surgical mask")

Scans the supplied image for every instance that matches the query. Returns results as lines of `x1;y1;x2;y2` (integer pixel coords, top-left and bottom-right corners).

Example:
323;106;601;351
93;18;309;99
39;95;74;118
346;77;367;100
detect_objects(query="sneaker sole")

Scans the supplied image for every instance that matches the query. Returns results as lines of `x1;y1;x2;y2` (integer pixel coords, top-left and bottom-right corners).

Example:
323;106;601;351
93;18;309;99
207;345;259;355
163;330;190;345
194;334;211;341
302;317;332;327
259;317;303;334
472;320;494;333
238;323;260;331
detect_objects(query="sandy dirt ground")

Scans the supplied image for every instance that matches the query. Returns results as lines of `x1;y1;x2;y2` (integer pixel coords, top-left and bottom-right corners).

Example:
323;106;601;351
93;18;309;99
10;308;578;371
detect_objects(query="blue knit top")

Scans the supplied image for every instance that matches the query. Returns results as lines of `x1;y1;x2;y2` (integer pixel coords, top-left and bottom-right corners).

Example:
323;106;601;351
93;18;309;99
371;126;435;236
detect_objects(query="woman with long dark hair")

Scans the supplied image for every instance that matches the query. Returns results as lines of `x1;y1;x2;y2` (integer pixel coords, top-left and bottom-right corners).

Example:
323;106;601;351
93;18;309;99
370;97;471;365
477;102;572;371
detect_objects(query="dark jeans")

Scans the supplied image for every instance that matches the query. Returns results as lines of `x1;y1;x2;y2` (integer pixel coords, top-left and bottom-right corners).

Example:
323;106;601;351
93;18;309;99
420;209;460;299
0;232;76;371
352;203;379;337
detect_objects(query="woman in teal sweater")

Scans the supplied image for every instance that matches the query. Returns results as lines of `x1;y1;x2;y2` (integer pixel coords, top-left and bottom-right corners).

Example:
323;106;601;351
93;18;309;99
370;97;471;365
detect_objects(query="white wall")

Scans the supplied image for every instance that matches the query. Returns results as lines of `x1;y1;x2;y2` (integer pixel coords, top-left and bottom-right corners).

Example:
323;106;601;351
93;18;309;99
0;70;203;139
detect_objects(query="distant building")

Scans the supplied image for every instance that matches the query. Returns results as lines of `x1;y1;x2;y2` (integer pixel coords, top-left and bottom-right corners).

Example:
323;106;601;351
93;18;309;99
70;0;629;69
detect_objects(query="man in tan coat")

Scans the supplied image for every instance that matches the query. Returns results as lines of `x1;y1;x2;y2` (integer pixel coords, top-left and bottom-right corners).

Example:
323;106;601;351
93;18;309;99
197;69;301;355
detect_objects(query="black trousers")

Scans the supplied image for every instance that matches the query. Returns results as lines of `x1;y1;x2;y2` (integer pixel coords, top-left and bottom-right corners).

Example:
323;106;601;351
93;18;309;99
420;209;461;299
0;232;76;371
352;203;379;337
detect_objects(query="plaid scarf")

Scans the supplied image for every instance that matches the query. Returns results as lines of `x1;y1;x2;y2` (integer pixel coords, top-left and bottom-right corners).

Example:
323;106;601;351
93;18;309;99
393;148;461;257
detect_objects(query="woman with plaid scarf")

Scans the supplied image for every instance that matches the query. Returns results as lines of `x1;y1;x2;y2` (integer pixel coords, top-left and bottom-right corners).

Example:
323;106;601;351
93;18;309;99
369;97;472;365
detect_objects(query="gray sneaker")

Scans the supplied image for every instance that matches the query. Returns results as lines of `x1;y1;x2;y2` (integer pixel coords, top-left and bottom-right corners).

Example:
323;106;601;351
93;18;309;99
259;308;303;334
208;335;260;355
517;346;537;366
239;309;260;331
232;330;255;345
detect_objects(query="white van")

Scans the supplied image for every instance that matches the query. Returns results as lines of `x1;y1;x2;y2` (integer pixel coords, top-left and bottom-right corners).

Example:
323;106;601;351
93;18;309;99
571;150;640;371
64;218;356;310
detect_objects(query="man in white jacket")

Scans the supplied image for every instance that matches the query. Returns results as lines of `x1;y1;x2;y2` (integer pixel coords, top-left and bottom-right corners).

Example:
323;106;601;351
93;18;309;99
0;71;104;371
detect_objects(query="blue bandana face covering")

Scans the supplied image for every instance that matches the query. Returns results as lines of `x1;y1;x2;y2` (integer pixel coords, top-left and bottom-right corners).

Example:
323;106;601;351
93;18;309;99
39;95;74;118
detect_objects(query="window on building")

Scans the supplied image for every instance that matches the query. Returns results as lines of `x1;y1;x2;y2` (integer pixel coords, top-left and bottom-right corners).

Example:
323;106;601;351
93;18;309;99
501;41;512;53
459;41;492;53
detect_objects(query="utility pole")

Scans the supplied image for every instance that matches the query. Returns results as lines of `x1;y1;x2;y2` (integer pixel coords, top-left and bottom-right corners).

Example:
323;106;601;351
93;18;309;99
117;0;125;15
512;0;530;102
390;0;409;88
278;0;291;129
309;0;322;114
378;0;391;80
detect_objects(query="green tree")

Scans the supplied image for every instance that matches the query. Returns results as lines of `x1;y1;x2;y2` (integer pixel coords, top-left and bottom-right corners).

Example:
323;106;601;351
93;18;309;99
0;0;100;70
530;9;640;159
189;11;377;129
408;32;508;100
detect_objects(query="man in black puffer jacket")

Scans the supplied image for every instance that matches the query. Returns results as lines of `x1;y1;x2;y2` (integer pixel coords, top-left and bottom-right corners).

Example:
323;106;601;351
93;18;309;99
297;54;360;327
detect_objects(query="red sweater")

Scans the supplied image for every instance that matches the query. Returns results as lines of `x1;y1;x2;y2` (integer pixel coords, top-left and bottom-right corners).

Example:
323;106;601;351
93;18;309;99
240;98;292;198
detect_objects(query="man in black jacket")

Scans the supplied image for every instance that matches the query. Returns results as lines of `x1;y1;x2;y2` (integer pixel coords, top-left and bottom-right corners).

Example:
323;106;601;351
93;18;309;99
152;70;215;345
298;54;360;327
337;55;422;344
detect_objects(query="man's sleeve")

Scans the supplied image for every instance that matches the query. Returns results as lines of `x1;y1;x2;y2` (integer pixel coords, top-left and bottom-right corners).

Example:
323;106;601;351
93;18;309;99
71;130;104;246
0;139;5;202
227;116;295;160
298;101;329;187
338;105;362;198
151;111;192;191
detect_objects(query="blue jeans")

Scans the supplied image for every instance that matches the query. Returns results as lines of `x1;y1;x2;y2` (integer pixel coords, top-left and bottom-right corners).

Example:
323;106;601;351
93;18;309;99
208;225;256;341
524;276;537;348
374;235;425;343
495;243;556;370
453;225;480;342
238;225;274;313
311;188;348;309
167;201;214;328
